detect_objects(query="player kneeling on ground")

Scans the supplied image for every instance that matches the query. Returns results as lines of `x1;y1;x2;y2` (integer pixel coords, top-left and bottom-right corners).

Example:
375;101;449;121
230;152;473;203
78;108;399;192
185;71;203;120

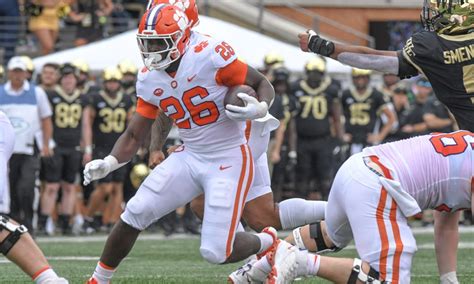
231;131;473;284
0;111;67;283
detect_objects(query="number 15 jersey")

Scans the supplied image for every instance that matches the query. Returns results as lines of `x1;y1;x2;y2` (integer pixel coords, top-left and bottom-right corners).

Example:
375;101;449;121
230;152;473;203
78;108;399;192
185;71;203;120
136;32;248;153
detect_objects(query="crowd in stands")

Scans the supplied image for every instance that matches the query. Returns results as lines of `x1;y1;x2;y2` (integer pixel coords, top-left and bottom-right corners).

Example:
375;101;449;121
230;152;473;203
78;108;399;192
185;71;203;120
0;50;470;238
0;0;147;64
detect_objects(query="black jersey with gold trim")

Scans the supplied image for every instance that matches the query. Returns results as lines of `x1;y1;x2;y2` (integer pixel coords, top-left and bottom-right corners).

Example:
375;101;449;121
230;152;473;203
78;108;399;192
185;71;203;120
47;86;87;147
89;91;134;150
341;87;387;144
293;77;339;138
398;31;474;131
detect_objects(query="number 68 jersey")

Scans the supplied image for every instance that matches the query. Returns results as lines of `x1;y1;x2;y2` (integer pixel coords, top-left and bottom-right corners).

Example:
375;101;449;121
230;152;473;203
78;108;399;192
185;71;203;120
136;32;248;154
363;131;473;213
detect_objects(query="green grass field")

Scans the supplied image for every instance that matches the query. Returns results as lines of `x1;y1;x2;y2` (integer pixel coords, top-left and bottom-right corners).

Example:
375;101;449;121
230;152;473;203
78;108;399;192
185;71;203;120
0;230;473;283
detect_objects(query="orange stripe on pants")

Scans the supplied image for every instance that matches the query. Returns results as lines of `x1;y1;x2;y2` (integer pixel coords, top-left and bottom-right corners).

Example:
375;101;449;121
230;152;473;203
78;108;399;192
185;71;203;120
245;120;252;141
225;145;249;258
370;155;404;283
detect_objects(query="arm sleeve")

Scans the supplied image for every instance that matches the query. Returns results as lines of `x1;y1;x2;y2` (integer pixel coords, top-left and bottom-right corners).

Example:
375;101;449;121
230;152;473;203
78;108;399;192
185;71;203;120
135;97;159;120
215;59;248;87
35;87;53;119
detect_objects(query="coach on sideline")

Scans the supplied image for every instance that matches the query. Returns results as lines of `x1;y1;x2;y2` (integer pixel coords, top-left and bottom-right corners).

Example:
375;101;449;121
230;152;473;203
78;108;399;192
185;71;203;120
0;57;53;232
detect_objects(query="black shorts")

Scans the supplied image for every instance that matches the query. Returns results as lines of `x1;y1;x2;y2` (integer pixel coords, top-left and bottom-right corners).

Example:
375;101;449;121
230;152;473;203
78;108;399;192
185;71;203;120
42;147;82;183
93;148;127;183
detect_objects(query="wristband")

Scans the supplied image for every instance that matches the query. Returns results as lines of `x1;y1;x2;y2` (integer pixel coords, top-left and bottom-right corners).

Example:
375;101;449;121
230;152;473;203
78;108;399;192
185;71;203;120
84;145;92;154
308;34;335;57
288;151;297;159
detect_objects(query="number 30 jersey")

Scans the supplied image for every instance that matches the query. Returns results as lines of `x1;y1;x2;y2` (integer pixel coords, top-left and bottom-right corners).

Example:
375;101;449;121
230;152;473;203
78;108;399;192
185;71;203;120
47;87;87;147
136;32;248;153
89;91;134;150
363;131;473;212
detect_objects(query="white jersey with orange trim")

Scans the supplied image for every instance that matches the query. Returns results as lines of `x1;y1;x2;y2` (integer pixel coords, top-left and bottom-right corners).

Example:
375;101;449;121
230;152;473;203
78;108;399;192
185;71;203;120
0;110;14;213
362;131;473;213
136;32;246;154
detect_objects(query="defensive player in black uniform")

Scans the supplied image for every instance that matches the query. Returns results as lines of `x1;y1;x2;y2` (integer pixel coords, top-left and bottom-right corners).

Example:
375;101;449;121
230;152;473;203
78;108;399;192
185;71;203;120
293;57;343;200
341;68;396;155
298;1;473;280
39;64;87;235
82;67;134;232
298;0;474;132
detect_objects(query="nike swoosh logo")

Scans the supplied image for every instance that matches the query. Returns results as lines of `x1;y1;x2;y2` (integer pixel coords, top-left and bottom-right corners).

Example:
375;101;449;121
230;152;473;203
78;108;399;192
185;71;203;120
219;165;232;171
187;74;197;82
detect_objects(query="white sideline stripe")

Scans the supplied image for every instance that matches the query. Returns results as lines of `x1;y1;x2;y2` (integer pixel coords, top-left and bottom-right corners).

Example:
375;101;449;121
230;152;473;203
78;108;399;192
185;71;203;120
0;256;102;264
36;233;200;243
345;242;474;250
34;227;474;243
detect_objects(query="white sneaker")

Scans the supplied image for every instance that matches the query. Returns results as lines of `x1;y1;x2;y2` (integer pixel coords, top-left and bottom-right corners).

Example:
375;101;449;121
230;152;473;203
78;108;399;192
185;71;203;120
266;240;298;284
228;260;267;284
256;227;278;260
42;277;69;284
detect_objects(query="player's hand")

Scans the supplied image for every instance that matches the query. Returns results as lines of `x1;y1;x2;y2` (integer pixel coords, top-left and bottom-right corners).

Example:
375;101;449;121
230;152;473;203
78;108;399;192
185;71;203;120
167;145;181;155
41;147;53;157
343;133;352;143
83;159;111;186
148;150;165;169
270;149;281;164
367;133;382;145
82;153;92;165
225;93;268;121
298;30;317;52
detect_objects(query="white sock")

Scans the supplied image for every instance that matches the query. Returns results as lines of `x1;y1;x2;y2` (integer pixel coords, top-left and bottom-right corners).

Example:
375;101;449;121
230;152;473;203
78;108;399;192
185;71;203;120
279;199;327;230
255;232;274;254
33;267;58;284
307;253;321;275
91;261;116;284
253;255;273;274
295;250;321;277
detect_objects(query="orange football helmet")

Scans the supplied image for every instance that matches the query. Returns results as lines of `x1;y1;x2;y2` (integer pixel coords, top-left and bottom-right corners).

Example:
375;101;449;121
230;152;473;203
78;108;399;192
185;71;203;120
147;0;199;28
137;4;191;70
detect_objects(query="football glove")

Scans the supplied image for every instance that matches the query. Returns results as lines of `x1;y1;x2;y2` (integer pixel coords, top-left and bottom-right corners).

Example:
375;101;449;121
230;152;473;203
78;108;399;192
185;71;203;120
83;155;127;185
225;93;268;121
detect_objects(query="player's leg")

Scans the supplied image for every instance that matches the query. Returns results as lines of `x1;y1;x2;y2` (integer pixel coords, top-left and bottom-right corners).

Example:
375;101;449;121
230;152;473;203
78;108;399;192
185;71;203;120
57;149;81;235
38;151;62;233
83;181;113;233
0;120;67;283
295;138;312;198
199;145;275;264
313;137;334;200
88;149;202;284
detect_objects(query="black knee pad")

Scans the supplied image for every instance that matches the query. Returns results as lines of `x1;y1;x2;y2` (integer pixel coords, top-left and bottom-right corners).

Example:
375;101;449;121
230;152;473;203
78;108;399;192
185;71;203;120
0;215;28;255
309;222;341;253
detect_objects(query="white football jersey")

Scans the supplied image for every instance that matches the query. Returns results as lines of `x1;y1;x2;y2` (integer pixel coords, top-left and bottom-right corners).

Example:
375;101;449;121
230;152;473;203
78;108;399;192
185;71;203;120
363;131;473;212
137;32;246;153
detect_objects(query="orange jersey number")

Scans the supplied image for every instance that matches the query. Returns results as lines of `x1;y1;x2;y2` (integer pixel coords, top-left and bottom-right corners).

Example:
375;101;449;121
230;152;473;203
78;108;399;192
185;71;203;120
215;41;235;61
430;131;474;157
159;86;220;129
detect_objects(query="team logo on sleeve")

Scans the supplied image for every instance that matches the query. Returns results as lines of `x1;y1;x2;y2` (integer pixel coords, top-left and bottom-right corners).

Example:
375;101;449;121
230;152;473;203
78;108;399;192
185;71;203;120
154;88;164;97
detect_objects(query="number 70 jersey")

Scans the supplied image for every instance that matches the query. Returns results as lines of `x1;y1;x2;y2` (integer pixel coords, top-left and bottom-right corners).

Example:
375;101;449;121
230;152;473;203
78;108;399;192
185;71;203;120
136;32;247;153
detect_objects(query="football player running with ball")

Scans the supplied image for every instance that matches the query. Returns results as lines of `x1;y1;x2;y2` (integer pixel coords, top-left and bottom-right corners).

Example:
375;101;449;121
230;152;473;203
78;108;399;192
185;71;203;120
82;4;304;283
298;0;474;132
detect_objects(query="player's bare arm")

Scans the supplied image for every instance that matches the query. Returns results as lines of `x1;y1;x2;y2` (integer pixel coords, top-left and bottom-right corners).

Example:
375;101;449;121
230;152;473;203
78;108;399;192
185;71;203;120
148;111;173;168
298;31;399;75
244;65;275;107
110;113;155;163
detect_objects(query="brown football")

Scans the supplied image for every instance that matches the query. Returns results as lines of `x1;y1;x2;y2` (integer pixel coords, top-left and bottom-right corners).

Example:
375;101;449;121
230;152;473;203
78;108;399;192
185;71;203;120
224;85;258;107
